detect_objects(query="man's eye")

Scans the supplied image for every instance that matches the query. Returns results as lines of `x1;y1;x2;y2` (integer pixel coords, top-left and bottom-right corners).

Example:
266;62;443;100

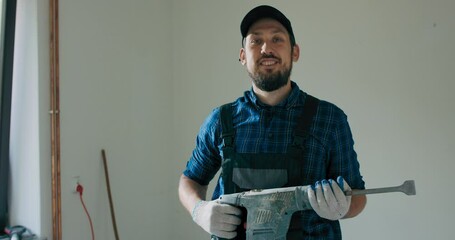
250;39;262;45
273;37;284;43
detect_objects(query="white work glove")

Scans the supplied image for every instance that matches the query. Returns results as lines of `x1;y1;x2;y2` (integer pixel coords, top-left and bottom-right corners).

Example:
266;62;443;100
308;176;352;221
192;200;242;239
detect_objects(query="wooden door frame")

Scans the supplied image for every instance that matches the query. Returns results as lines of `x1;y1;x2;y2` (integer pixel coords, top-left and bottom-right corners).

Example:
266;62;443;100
50;0;61;239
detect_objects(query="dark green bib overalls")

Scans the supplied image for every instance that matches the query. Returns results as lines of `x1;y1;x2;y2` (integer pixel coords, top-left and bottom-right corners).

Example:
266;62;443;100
216;95;319;240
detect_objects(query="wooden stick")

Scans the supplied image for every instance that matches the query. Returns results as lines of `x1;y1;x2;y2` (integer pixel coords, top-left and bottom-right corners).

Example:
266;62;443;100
102;149;120;240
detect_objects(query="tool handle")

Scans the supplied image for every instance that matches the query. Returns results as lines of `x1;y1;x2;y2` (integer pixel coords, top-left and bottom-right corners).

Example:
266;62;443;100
102;149;121;240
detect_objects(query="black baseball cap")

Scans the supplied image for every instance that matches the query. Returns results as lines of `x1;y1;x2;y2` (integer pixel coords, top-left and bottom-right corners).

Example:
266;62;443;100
240;5;296;47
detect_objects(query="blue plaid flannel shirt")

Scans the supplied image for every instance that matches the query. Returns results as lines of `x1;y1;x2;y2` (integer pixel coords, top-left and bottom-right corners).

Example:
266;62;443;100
183;82;365;238
184;81;364;191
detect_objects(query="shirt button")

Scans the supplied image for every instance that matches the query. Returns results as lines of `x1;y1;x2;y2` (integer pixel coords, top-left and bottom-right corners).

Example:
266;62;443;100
268;133;273;138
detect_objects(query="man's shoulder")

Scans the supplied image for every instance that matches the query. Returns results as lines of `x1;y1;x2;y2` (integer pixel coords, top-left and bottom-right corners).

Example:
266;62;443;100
215;93;256;114
203;95;251;129
304;95;349;128
316;99;346;117
301;93;346;117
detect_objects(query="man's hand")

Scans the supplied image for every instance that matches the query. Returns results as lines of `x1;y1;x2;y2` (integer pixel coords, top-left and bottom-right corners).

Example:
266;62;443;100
308;176;352;220
192;200;242;239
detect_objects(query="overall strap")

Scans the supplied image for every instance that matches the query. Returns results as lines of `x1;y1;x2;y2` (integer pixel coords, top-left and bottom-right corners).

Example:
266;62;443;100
293;95;320;146
220;103;234;147
219;102;237;196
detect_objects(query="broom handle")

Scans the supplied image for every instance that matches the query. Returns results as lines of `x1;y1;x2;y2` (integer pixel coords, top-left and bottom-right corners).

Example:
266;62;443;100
102;149;120;240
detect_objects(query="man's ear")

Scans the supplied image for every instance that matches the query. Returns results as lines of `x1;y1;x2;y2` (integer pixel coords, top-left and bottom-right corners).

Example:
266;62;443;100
239;48;246;65
292;44;300;62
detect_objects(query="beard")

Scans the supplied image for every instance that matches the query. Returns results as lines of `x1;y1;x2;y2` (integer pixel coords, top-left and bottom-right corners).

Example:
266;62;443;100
248;59;293;92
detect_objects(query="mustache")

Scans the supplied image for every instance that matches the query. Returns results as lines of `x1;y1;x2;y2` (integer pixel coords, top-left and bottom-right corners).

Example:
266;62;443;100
258;53;281;64
261;52;279;59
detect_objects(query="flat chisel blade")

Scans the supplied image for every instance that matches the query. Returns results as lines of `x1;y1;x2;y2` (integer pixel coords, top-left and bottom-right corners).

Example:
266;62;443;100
345;180;416;196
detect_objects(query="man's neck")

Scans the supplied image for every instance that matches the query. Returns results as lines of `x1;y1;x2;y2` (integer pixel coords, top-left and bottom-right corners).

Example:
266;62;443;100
252;81;292;106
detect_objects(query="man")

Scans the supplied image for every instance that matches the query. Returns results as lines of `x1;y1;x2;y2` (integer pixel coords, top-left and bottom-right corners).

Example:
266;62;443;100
178;5;366;240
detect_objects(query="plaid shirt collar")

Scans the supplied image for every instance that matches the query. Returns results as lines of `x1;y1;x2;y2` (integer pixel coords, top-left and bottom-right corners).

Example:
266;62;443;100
246;81;304;110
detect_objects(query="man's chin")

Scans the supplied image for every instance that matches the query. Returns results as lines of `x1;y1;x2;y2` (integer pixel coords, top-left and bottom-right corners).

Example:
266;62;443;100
258;67;279;74
249;67;291;92
254;79;288;92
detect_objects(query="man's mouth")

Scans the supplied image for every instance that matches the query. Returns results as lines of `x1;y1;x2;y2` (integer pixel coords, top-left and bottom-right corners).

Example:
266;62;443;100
260;58;280;66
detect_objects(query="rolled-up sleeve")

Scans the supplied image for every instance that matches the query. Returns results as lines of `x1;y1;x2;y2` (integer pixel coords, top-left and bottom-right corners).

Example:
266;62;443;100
329;109;365;190
183;109;222;186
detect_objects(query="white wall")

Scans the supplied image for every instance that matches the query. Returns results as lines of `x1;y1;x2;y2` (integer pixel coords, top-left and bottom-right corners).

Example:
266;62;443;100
10;0;51;238
10;0;41;233
58;0;173;239
10;0;453;239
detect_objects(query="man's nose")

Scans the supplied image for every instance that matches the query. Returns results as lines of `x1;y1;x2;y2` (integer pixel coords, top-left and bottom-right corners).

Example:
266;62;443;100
261;42;273;55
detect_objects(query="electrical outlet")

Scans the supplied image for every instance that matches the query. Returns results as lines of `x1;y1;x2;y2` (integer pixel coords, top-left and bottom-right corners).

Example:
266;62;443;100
72;176;80;193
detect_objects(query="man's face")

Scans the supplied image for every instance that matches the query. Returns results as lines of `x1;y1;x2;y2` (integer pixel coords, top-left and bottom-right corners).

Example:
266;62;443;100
240;18;300;92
